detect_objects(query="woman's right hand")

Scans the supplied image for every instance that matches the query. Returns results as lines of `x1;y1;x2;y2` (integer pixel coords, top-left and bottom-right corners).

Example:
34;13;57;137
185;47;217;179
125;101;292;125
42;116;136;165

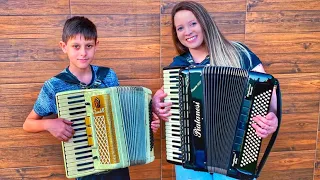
152;86;172;121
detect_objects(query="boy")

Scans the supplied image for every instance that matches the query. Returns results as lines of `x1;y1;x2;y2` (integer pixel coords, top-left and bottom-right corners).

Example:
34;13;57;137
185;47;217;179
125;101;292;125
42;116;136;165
23;16;130;180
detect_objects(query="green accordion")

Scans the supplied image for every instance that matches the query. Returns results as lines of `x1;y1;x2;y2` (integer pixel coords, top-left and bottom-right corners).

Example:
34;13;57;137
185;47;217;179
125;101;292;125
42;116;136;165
56;86;155;178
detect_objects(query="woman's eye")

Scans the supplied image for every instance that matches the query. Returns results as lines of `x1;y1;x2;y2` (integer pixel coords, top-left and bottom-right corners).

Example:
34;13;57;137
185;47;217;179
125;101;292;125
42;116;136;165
177;27;183;31
191;22;197;26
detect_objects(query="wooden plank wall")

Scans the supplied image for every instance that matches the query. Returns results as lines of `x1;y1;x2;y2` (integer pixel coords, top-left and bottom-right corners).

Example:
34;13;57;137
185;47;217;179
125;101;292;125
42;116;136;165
0;0;161;179
0;0;319;180
161;0;320;180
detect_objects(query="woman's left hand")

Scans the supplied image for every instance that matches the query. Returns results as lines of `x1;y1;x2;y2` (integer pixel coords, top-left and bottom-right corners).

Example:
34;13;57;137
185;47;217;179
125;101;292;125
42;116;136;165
252;112;278;138
151;112;161;133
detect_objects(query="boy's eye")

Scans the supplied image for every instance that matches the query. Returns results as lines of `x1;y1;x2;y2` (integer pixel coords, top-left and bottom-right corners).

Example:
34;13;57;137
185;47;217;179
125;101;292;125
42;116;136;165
87;45;93;48
72;45;80;49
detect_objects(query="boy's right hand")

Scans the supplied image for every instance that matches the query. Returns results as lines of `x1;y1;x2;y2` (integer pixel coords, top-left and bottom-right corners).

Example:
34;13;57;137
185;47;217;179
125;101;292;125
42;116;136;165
152;86;172;121
45;118;75;142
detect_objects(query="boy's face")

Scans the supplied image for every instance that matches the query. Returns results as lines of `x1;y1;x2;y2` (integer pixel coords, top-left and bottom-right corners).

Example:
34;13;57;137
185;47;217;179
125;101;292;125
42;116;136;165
60;34;98;71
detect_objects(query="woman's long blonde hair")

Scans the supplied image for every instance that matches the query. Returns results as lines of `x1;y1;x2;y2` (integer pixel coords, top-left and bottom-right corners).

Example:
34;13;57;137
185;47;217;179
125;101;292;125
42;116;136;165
171;1;251;68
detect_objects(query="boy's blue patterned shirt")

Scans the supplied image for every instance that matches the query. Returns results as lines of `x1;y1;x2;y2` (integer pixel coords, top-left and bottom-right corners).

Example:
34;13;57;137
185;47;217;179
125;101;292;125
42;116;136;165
33;65;119;117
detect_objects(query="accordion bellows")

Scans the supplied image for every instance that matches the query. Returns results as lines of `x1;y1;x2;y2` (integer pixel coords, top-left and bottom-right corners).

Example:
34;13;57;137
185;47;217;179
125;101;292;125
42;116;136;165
56;86;155;178
163;66;279;179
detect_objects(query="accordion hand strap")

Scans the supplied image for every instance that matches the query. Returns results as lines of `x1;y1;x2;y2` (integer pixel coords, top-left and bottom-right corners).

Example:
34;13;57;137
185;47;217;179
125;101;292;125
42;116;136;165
255;83;282;178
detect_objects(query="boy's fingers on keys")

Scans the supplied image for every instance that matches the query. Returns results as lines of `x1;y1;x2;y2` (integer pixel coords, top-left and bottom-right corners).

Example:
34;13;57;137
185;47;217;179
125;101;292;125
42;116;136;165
65;126;74;134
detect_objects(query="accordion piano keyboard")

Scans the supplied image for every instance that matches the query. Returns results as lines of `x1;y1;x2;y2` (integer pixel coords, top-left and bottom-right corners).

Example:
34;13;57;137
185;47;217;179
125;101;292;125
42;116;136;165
57;91;97;177
163;68;183;164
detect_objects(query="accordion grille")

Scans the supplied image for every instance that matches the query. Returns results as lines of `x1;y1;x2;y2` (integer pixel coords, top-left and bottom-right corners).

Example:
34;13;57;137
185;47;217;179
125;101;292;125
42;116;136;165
203;66;248;173
94;94;119;164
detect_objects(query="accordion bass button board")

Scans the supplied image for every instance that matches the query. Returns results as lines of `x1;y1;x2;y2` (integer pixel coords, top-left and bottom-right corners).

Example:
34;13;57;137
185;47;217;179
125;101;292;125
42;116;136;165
56;86;155;178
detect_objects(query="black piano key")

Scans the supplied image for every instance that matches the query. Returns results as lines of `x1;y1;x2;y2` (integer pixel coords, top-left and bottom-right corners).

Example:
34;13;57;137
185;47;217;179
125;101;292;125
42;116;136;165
74;127;86;131
68;99;85;104
77;161;93;167
69;106;86;111
75;149;92;155
70;117;85;122
76;155;92;160
173;145;180;148
72;122;85;128
74;145;90;150
67;95;84;99
73;133;87;139
78;166;94;172
74;139;88;143
70;110;86;116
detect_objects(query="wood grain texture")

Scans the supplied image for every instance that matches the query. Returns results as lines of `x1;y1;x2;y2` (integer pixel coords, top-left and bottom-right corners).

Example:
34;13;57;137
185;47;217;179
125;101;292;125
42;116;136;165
0;0;69;15
247;0;320;11
161;12;245;36
245;32;320;54
1;0;320;179
161;0;246;14
70;0;160;14
247;11;320;33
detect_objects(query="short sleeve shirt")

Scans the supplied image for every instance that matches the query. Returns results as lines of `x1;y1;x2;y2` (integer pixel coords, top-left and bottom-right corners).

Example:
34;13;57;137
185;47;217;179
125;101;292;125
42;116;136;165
33;65;119;116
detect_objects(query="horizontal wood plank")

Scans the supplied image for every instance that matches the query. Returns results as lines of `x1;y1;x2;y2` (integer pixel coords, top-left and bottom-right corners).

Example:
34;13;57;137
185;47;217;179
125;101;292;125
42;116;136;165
260;168;314;180
76;15;160;37
0;37;159;62
261;150;315;171
258;53;320;74
0;16;67;39
161;0;246;14
245;32;320;54
0;79;161;106
71;0;160;14
0;165;66;180
275;73;320;94
247;0;320;11
0;15;159;38
0;145;64;168
0;59;160;84
161;12;245;36
0;0;69;15
280;113;319;133
247;11;320;33
0;139;161;168
266;131;316;152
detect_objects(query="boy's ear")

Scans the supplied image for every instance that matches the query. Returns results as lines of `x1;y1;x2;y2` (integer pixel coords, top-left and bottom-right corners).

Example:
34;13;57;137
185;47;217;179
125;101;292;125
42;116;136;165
95;40;99;51
59;41;67;53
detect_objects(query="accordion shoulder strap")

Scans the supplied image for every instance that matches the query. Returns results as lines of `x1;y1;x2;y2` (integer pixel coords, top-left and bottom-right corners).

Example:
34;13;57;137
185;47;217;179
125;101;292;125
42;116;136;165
255;83;282;178
54;66;110;85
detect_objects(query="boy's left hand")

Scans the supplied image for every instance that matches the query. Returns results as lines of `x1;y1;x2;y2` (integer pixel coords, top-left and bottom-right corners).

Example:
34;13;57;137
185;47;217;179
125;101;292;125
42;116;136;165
252;112;278;138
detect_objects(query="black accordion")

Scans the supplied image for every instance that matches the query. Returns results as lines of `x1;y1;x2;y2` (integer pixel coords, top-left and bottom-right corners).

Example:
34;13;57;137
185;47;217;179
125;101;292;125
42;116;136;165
163;66;281;179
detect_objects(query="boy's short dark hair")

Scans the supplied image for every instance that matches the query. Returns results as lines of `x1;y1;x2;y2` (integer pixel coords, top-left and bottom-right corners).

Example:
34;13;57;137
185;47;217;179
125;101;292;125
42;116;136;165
62;16;97;43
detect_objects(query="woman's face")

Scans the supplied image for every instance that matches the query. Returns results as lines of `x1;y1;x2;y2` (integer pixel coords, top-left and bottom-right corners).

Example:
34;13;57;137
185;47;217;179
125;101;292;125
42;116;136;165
174;10;205;52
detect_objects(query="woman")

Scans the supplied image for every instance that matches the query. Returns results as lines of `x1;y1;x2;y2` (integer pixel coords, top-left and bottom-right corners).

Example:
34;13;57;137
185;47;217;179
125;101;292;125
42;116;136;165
153;1;278;180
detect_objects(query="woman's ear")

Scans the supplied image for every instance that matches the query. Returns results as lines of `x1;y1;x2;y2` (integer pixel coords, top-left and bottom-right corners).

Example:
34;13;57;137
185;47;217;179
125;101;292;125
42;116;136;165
59;41;67;53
